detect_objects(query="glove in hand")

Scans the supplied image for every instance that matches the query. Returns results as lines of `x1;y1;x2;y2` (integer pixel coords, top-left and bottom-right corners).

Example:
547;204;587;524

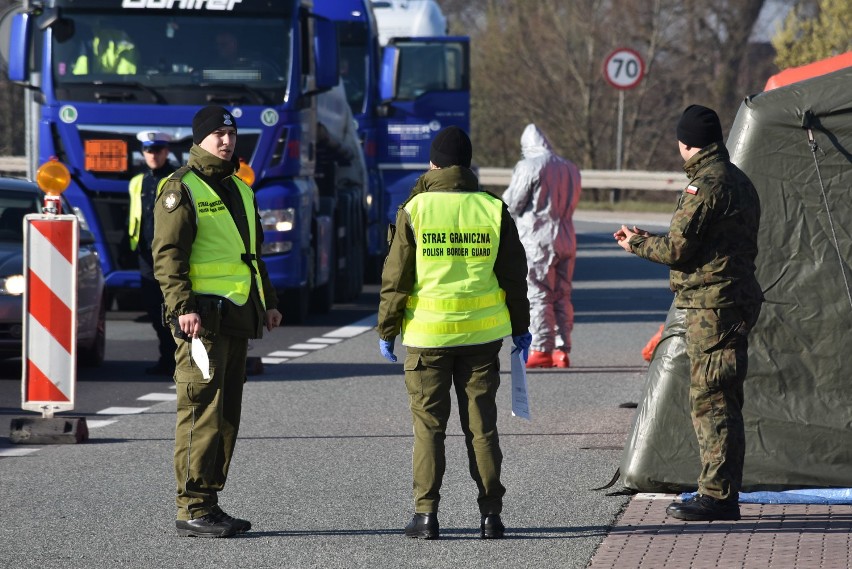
512;332;532;363
379;338;397;363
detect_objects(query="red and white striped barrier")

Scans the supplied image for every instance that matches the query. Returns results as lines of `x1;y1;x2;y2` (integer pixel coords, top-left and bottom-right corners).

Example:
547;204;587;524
22;214;79;417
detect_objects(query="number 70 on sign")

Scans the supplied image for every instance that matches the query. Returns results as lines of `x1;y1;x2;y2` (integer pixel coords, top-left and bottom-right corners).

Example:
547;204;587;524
603;48;645;90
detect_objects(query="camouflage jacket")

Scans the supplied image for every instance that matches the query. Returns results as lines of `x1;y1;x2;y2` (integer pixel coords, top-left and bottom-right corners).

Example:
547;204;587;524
376;166;530;340
629;143;764;308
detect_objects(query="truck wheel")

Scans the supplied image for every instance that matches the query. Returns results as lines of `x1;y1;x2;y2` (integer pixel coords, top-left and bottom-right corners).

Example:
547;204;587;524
281;285;310;325
335;193;364;302
311;246;335;314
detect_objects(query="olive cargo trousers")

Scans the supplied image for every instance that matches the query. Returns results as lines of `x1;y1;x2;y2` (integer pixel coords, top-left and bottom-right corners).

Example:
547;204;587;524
173;332;247;520
403;341;506;515
685;305;761;502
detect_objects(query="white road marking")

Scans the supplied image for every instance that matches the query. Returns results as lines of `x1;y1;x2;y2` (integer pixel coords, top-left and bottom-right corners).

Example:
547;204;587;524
308;337;342;344
96;406;150;415
0;448;41;457
137;393;177;401
261;357;289;364
267;350;308;358
288;343;326;350
86;419;118;429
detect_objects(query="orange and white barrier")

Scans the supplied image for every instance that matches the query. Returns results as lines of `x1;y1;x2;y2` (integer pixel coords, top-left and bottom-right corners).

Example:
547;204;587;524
22;213;79;417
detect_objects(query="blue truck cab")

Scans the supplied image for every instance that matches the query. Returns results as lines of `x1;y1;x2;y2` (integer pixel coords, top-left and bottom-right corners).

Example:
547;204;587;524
312;0;470;275
0;0;345;322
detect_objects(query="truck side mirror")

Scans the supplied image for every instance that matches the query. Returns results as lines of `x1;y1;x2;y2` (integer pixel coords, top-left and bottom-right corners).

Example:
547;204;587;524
2;10;31;84
313;16;339;92
378;45;399;102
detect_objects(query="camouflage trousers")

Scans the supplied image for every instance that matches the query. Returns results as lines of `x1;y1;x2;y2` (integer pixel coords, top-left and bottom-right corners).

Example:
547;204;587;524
685;304;761;501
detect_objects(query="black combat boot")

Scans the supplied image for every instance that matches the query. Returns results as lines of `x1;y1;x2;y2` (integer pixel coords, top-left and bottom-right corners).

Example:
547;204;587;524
666;494;740;521
480;514;505;539
404;513;439;539
211;505;252;533
175;513;237;538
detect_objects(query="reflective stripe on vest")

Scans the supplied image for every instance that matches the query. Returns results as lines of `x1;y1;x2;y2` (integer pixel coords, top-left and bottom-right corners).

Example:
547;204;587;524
182;172;264;308
401;191;511;347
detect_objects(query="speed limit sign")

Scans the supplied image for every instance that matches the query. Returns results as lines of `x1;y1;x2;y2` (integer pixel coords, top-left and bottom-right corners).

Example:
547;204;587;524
604;48;645;90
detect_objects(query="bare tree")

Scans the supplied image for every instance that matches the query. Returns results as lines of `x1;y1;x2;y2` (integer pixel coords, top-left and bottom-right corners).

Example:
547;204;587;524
439;0;767;172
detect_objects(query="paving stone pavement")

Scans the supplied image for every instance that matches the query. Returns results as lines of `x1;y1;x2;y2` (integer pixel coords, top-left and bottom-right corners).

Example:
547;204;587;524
588;494;852;569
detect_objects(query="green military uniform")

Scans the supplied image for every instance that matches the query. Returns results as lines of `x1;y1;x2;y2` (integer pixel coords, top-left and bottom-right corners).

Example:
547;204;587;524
377;165;530;515
153;145;278;521
628;142;763;501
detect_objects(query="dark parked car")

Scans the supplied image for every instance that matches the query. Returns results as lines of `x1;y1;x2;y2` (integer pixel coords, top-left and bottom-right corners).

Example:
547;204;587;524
0;177;106;366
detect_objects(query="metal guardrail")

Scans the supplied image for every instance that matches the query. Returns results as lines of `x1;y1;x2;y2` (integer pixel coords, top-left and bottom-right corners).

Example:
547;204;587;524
0;156;685;191
0;156;27;175
478;167;686;190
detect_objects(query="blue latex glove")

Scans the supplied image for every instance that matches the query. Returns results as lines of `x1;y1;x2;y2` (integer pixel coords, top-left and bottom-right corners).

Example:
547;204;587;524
512;332;532;363
379;338;397;363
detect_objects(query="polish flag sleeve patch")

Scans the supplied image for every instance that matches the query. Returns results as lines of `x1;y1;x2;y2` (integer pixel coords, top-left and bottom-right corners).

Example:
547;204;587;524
685;184;699;195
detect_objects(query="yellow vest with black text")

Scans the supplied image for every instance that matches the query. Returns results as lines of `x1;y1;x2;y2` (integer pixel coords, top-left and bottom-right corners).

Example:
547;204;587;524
128;174;168;251
182;172;265;308
402;191;511;347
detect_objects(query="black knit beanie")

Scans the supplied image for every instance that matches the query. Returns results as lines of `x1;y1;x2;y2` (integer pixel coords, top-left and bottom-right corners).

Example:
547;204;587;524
430;126;472;168
192;105;237;145
676;104;723;148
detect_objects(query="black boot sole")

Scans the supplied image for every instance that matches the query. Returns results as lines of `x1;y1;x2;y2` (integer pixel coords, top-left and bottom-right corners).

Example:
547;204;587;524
176;527;237;538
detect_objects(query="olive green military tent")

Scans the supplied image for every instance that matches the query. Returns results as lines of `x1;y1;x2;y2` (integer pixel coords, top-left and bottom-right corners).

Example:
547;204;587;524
620;66;852;492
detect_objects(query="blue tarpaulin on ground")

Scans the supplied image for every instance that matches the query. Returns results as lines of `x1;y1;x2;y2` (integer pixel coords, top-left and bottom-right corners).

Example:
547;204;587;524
680;489;852;505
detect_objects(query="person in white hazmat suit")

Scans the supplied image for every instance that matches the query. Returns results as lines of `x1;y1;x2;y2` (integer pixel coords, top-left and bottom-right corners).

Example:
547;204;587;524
503;124;581;368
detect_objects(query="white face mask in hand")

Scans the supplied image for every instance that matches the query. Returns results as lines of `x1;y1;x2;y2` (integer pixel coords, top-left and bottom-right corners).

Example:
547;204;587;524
191;337;211;379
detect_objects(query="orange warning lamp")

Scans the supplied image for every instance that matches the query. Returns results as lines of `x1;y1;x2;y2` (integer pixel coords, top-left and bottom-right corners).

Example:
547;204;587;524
236;158;255;187
36;157;71;196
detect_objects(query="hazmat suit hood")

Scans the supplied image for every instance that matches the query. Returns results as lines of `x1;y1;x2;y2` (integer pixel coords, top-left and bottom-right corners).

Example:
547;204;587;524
502;123;582;276
520;123;553;160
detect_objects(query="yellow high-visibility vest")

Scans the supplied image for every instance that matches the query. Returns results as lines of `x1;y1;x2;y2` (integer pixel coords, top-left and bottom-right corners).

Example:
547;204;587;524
401;191;511;347
128;173;168;251
182;172;265;308
73;31;138;75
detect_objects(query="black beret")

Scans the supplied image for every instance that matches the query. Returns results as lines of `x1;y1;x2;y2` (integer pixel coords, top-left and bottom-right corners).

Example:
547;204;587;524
430;126;472;168
192;105;237;145
676;104;723;148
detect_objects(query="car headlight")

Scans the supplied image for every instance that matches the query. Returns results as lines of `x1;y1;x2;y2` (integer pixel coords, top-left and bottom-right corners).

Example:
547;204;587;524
0;274;25;295
259;207;295;232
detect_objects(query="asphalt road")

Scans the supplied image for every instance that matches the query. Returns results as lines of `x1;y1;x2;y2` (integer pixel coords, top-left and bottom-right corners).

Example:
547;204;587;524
0;215;674;569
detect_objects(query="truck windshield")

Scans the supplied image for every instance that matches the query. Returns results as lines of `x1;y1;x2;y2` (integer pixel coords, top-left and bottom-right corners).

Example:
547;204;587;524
51;12;292;105
395;41;468;100
336;21;369;115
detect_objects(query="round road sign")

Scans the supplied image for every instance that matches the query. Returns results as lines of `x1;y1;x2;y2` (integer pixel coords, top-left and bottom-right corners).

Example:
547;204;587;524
603;48;645;90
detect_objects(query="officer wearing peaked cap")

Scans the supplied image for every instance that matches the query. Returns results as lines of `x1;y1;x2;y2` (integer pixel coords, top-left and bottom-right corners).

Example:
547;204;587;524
129;129;176;376
153;105;282;538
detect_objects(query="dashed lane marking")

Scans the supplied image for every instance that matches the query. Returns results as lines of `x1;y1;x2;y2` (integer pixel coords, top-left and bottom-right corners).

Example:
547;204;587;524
137;393;177;401
267;350;308;358
86;419;118;429
96;406;151;415
261;314;377;365
0;448;41;458
307;337;342;344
